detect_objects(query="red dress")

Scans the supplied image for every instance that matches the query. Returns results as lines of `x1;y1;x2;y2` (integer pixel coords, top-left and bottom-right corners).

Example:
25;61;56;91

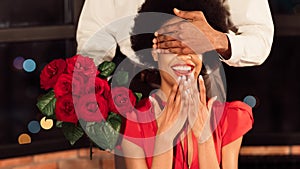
122;95;253;169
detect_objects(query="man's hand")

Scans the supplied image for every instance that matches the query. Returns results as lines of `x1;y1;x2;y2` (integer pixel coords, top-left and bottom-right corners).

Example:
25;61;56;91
153;8;231;59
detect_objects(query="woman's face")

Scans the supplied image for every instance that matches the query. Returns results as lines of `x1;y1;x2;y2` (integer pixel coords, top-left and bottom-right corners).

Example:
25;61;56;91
153;17;203;88
153;17;202;87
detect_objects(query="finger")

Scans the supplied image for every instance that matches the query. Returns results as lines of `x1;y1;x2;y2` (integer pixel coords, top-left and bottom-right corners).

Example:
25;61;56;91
207;96;217;113
184;75;193;99
190;75;198;99
198;75;206;104
167;84;178;106
187;92;198;128
192;78;201;113
174;8;205;21
182;80;189;99
174;79;188;127
157;40;184;49
156;48;172;54
175;77;184;105
155;19;185;35
155;35;177;43
187;84;197;112
168;47;195;55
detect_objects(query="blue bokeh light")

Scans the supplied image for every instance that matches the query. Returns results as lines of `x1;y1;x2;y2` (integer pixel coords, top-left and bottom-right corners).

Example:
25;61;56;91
243;95;257;108
23;59;36;72
28;121;41;134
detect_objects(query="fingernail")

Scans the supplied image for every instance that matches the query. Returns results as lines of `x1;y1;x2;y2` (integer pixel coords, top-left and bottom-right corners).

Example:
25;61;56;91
174;8;180;13
177;76;182;82
154;32;158;37
152;44;157;49
190;74;194;81
187;78;191;85
152;38;157;44
212;96;218;101
183;80;188;86
199;75;203;81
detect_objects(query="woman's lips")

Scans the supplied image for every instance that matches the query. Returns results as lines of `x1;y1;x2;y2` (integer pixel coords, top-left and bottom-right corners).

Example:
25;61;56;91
171;64;194;76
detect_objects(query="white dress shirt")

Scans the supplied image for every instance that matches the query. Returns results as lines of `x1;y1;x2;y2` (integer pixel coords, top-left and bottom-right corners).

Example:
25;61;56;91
76;0;274;67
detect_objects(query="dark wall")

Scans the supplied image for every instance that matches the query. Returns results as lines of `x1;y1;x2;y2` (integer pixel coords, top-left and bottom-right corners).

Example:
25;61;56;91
225;35;300;145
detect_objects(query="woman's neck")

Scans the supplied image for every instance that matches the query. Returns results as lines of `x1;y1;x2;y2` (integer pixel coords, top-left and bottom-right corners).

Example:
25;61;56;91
156;79;175;102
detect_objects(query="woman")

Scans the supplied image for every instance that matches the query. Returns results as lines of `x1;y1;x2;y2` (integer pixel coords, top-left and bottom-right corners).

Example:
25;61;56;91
120;0;253;168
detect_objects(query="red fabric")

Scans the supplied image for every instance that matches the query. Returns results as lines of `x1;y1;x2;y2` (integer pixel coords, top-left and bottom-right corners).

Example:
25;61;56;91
212;101;254;164
122;97;253;168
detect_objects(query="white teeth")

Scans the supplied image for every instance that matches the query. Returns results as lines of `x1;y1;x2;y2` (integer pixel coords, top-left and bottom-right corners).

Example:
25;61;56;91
172;66;192;71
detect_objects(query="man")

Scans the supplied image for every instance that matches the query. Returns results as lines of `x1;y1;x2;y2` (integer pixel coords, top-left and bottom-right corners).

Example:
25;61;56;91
76;0;274;67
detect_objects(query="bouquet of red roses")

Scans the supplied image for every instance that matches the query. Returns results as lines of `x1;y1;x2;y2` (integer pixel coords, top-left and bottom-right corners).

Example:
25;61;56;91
37;54;140;151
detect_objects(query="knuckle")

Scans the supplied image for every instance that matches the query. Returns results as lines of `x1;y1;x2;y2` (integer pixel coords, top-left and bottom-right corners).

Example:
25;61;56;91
159;36;164;41
195;11;203;16
193;11;204;20
181;22;189;28
182;48;189;54
169;48;177;54
166;41;172;46
179;22;186;28
178;41;183;47
163;35;169;41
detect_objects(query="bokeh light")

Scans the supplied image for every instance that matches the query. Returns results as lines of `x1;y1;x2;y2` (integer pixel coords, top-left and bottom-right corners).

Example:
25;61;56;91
28;120;41;134
23;59;36;72
40;117;53;130
13;56;25;70
243;95;257;108
18;133;31;144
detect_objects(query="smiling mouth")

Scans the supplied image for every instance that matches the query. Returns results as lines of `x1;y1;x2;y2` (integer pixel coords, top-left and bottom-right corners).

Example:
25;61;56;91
171;64;194;76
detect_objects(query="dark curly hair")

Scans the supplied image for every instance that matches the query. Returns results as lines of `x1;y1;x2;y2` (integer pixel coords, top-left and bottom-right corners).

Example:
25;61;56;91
130;0;233;67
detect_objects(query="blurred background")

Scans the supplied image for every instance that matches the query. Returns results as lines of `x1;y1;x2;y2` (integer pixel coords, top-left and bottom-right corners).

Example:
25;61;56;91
0;0;300;168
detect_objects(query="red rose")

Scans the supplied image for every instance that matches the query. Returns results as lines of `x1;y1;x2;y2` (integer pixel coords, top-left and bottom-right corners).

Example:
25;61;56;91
109;87;136;116
66;55;99;78
86;77;110;96
54;74;72;97
96;94;109;120
40;59;66;90
76;94;108;122
55;95;78;124
71;72;86;96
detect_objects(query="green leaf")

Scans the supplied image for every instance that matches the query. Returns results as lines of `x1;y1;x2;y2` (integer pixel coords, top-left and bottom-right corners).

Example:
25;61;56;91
62;122;84;145
114;70;128;86
78;119;87;128
134;92;143;103
85;119;121;150
107;112;122;132
36;90;56;117
56;121;63;128
98;61;116;77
